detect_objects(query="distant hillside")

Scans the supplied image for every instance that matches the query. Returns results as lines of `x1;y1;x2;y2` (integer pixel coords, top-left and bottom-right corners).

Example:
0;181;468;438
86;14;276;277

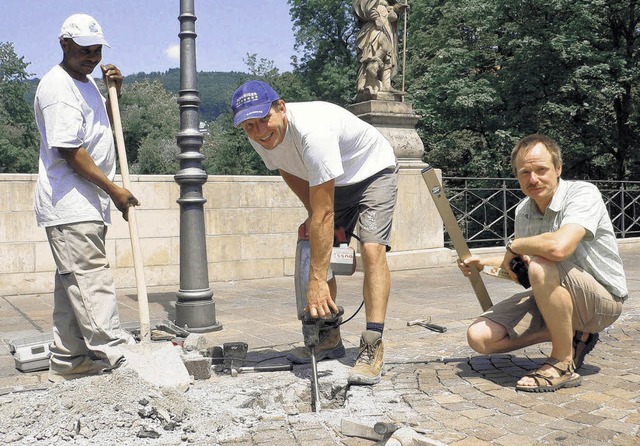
125;69;249;122
25;69;249;122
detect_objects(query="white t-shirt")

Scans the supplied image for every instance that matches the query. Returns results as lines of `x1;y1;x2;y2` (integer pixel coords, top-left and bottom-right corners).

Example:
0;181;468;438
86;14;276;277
249;101;396;187
34;65;116;227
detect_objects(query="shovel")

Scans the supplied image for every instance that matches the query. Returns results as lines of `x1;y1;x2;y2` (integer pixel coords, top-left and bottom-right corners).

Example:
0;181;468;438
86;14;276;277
106;78;151;343
106;78;190;391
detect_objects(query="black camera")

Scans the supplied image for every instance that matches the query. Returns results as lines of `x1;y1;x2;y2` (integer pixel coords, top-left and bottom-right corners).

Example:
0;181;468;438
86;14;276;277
510;257;531;289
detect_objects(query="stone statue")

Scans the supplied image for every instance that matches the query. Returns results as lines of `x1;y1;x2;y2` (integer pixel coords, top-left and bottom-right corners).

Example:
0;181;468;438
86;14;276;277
354;0;408;102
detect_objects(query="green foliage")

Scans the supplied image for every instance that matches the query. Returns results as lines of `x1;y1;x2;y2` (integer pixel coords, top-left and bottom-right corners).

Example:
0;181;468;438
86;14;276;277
136;136;179;175
288;0;359;105
117;79;179;174
407;0;639;180
202;115;273;176
125;69;246;122
0;42;38;173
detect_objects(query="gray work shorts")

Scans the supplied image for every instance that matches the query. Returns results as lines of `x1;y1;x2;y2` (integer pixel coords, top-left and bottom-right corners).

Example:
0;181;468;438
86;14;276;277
482;260;623;338
334;166;398;250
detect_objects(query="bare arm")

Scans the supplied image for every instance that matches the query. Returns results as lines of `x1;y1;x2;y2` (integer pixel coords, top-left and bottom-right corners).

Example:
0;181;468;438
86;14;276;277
58;147;139;221
279;169;339;317
462;224;587;283
459;254;504;276
306;179;339;317
508;224;586;262
280;170;311;214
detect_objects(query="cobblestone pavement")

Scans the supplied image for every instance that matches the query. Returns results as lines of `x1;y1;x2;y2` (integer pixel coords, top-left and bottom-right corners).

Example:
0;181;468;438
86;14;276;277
1;247;638;445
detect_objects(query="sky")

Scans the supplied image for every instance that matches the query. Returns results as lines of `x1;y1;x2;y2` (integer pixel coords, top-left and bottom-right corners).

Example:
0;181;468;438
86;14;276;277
1;0;300;79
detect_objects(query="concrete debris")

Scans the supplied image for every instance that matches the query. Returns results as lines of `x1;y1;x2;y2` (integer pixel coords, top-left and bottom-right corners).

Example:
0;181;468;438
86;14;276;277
182;333;208;351
181;352;212;380
377;427;449;446
136;428;161;439
121;341;191;391
341;418;384;441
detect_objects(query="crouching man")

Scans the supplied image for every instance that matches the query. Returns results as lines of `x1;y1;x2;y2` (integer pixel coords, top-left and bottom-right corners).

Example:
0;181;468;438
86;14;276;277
459;134;627;392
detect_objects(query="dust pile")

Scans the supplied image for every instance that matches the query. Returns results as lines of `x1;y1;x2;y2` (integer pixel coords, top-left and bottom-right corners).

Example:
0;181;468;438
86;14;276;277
0;361;376;445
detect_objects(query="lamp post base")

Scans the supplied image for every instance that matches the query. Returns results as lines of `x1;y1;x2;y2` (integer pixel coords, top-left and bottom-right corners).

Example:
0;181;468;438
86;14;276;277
175;297;222;333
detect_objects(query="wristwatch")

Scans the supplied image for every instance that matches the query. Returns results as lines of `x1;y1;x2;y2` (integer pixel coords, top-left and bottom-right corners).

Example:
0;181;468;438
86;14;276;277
506;239;518;255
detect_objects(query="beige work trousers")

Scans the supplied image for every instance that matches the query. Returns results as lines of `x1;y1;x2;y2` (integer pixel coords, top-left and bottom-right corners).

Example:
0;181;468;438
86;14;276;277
45;221;134;374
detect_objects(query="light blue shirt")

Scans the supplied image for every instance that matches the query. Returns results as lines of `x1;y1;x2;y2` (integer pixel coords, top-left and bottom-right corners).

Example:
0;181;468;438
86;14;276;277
515;179;628;299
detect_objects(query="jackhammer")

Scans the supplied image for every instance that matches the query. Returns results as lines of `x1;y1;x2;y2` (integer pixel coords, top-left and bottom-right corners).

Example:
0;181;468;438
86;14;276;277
294;224;356;412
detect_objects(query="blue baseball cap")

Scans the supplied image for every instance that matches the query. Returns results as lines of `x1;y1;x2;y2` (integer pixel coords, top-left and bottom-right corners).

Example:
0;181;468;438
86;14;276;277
231;80;280;127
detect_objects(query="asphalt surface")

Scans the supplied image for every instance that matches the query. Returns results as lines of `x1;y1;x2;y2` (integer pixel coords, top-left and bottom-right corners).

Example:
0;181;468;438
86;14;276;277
1;247;638;445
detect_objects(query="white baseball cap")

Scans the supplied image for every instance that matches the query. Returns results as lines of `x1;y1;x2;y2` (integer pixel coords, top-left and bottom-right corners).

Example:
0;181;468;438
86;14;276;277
58;13;110;47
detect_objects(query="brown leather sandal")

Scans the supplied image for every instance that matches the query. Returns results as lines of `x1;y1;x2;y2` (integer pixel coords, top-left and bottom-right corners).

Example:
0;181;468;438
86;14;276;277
516;358;582;393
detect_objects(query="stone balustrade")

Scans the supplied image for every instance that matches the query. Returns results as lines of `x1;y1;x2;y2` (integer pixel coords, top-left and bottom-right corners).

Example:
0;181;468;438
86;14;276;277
0;169;451;295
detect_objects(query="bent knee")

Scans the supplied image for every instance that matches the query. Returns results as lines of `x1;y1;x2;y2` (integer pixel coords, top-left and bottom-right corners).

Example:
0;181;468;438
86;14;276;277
527;256;559;286
466;318;509;355
467;323;493;355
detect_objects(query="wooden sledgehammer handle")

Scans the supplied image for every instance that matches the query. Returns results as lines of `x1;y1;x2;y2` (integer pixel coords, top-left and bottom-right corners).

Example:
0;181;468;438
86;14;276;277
106;80;151;342
421;166;493;312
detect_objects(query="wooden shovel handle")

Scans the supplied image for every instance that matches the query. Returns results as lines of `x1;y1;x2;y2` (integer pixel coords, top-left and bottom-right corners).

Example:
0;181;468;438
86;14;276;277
106;79;151;342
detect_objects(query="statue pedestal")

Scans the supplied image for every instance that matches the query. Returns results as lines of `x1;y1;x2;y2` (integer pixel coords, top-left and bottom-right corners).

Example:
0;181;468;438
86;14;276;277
347;100;448;271
347;100;425;167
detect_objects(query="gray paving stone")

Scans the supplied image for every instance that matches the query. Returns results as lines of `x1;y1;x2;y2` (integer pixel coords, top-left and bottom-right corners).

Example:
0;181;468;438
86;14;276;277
1;248;639;445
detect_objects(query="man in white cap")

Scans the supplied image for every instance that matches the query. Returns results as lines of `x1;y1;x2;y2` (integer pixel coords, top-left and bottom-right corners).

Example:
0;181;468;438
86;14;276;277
231;80;398;385
34;13;138;382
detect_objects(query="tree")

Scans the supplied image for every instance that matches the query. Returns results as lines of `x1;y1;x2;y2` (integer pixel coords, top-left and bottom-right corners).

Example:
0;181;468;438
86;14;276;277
0;42;38;173
125;69;247;122
116;79;180;173
288;0;359;105
202;116;272;176
406;0;639;180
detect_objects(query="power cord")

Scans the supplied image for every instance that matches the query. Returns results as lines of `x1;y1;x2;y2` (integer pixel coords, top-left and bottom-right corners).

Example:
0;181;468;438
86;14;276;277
339;229;364;325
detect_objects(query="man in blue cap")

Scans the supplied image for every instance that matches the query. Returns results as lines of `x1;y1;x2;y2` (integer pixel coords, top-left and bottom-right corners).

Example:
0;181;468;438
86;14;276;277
232;80;398;385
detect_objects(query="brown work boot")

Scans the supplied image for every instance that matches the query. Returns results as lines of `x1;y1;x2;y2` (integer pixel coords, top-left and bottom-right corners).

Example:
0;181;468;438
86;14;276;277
287;326;345;364
348;330;384;385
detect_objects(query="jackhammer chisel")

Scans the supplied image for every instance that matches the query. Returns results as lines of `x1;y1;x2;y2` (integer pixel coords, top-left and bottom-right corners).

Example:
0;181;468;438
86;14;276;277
294;224;355;412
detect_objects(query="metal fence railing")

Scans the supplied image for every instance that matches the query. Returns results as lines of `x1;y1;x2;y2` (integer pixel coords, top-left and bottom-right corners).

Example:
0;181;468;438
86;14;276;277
441;177;640;249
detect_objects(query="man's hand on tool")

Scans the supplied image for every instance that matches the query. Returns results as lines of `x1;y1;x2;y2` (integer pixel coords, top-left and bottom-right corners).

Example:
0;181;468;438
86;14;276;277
101;64;123;94
111;187;140;222
459;255;504;277
307;277;339;318
458;255;484;277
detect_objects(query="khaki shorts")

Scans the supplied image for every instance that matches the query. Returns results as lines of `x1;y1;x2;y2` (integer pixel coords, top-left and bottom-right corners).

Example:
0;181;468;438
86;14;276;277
482;260;623;338
334;167;398;250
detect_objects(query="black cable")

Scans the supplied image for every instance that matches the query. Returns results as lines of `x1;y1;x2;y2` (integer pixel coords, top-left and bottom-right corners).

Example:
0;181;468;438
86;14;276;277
336;229;364;325
345;230;362;243
340;299;365;326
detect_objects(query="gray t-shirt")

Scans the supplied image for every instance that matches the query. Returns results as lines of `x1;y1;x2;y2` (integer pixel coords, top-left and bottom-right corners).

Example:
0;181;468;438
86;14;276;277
515;179;628;298
250;101;396;187
34;65;115;227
